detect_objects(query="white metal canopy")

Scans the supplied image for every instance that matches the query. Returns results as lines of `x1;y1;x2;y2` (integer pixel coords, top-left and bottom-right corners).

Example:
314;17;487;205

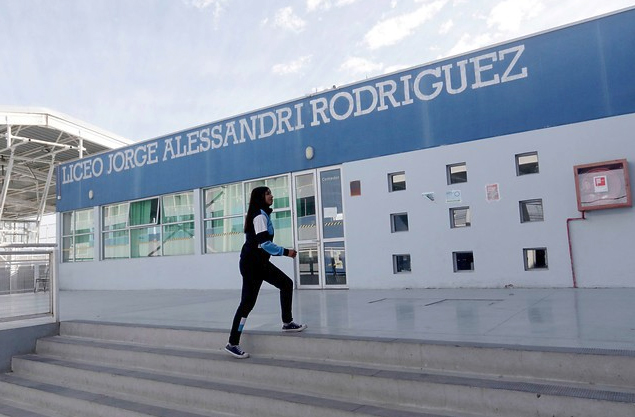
0;107;133;233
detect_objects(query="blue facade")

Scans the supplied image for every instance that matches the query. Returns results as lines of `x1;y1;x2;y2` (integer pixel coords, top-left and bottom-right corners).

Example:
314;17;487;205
57;8;635;213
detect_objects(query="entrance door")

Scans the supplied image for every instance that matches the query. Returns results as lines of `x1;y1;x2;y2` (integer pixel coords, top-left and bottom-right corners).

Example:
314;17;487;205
293;167;346;288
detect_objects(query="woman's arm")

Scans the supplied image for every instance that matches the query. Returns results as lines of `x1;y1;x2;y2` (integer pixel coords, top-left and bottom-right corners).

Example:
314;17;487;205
253;214;291;256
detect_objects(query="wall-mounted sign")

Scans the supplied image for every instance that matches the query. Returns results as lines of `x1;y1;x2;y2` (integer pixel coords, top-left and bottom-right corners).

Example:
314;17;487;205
446;190;462;203
574;159;631;211
486;184;500;202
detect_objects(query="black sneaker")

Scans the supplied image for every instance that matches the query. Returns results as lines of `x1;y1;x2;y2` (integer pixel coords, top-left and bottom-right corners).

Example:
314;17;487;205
282;322;307;332
224;343;249;359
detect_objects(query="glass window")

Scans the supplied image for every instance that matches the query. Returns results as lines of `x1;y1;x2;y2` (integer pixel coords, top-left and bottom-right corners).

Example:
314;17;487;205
516;152;539;175
103;230;129;259
447;163;467;185
102;192;194;259
74;233;95;262
129;198;159;226
271;210;293;248
298;245;320;286
245;176;290;211
519;199;544;223
205;217;244;253
205;183;243;218
205;175;293;254
131;226;161;258
204;183;244;254
103;203;131;259
453;251;474;272
320;169;344;240
62;212;74;236
324;241;346;285
162;193;195;223
388;172;406;192
103;203;129;231
61;209;94;262
390;213;409;232
161;192;195;256
349;180;361;197
450;207;471;228
296;174;317;241
393;254;411;273
524;248;548;270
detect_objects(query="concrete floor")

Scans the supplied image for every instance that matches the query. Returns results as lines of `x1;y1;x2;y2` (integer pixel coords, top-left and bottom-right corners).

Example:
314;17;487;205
58;288;635;351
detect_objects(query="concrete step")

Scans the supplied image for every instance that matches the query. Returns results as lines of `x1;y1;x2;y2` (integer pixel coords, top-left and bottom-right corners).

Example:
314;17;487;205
0;373;235;417
61;320;635;387
32;335;635;417
1;320;633;417
0;397;62;417
7;354;458;417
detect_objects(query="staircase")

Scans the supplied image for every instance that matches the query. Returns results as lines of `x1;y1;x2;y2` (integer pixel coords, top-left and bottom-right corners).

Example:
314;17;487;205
0;320;633;417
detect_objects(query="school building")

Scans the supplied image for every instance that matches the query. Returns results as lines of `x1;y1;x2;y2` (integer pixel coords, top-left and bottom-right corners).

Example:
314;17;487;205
56;8;635;290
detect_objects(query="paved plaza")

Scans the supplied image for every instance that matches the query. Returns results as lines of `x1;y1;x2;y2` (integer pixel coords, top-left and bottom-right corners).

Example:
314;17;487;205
57;287;635;350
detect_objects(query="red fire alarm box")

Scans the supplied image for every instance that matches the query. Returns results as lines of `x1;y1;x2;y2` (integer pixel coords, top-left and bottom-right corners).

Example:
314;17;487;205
573;159;631;211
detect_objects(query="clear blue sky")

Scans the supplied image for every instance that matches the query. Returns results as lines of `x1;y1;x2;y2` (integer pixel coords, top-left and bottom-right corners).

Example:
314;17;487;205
2;0;633;141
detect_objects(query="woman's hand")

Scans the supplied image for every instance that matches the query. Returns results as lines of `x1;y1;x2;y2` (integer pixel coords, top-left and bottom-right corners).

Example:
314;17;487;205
287;249;297;258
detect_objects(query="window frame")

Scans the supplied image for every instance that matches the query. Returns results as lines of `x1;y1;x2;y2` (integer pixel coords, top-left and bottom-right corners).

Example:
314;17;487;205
447;162;468;185
449;206;471;228
245;174;293;249
203;174;294;254
388;172;406;192
203;182;245;254
519;199;544;223
392;254;411;274
390;212;409;233
61;208;95;263
102;191;195;260
160;192;196;257
453;251;474;272
516;151;539;176
524;247;548;270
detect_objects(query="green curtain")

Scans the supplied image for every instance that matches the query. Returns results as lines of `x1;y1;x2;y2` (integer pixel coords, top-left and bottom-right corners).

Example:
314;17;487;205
130;199;158;226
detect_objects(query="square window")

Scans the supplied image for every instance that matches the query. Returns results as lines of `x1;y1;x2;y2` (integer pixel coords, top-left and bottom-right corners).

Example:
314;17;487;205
453;251;474;272
390;213;409;232
447;163;467;185
524;248;548;270
350;180;361;196
129;198;159;226
388;172;406;192
393;254;411;273
450;206;471;228
519;199;544;223
516;152;539;175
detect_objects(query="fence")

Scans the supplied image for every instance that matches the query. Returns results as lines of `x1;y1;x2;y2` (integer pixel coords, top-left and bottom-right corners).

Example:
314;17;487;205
0;244;58;326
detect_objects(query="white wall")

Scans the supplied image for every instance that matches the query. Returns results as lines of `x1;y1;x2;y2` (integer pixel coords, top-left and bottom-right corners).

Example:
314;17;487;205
38;214;57;244
59;252;295;290
59;114;635;290
342;114;635;288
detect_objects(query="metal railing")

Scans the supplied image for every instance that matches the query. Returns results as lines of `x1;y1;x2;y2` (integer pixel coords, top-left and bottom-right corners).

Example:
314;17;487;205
0;244;58;326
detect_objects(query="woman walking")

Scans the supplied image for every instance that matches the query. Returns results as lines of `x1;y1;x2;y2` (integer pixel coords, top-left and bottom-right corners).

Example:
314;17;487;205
225;186;306;359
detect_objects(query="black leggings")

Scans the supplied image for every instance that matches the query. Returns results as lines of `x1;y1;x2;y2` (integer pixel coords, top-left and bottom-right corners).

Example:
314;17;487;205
229;258;294;345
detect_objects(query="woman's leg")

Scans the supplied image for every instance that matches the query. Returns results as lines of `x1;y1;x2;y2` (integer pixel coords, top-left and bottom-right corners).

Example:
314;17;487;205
228;261;264;345
262;262;294;324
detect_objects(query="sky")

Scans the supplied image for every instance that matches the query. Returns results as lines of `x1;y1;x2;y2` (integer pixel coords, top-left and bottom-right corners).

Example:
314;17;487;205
1;0;634;142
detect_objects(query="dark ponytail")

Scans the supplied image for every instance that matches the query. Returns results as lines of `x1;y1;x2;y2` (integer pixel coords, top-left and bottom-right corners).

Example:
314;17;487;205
244;186;272;233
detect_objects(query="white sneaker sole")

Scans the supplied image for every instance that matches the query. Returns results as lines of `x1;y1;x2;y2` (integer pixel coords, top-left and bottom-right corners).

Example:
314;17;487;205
224;347;250;359
282;324;307;332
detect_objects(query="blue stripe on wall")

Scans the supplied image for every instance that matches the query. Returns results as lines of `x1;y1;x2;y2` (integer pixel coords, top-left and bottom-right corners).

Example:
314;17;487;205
57;8;635;212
